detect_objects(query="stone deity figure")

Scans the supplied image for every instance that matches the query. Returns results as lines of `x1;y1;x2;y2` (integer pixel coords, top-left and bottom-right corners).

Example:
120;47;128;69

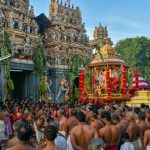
77;32;83;43
9;16;14;29
19;20;23;30
43;76;52;103
71;32;75;42
52;31;56;40
56;75;69;102
35;27;38;35
64;33;67;42
27;25;30;33
57;31;61;41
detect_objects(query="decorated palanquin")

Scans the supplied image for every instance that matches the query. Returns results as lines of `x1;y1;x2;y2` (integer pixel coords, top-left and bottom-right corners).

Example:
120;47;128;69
79;39;131;104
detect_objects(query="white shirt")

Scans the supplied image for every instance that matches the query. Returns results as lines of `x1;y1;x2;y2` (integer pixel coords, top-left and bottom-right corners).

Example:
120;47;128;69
55;134;67;150
120;142;135;150
0;120;8;141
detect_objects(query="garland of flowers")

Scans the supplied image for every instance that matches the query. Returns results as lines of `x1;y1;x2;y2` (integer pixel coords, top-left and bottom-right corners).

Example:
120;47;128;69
0;27;14;99
33;37;46;99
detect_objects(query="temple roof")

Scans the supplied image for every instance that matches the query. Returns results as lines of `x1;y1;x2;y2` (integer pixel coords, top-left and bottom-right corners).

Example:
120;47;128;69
35;13;51;33
90;38;129;67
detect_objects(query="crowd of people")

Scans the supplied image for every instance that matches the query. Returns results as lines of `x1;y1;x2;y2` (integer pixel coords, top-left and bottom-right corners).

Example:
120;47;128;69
0;99;150;150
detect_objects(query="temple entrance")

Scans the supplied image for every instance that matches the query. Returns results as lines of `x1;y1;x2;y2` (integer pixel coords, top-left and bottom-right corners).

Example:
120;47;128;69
11;71;26;99
10;70;35;100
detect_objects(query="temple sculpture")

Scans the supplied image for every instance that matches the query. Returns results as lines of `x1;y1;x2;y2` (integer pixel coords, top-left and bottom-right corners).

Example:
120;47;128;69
0;0;39;59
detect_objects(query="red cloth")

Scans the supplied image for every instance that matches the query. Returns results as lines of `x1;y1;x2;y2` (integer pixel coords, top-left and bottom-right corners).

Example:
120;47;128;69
105;145;118;150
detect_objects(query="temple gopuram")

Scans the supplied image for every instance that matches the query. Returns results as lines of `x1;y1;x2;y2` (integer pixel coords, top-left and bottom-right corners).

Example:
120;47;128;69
0;0;39;100
90;24;113;50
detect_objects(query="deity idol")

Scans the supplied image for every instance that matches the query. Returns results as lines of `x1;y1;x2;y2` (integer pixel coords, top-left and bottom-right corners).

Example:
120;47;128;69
56;75;69;102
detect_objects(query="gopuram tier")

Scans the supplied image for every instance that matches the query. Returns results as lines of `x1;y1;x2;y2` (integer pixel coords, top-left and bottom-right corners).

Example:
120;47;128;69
40;0;92;68
0;0;39;59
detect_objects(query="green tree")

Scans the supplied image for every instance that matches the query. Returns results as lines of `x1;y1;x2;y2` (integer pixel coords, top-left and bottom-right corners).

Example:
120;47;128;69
115;36;150;83
0;27;14;99
70;52;80;100
33;37;46;99
33;36;46;79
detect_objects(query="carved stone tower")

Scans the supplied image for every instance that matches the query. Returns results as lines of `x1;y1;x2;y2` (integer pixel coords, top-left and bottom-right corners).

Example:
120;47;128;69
44;0;91;69
90;23;112;50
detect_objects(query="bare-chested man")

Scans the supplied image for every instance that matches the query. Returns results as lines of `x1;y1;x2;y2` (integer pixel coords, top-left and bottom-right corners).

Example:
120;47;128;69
136;112;147;142
43;125;61;150
144;117;150;150
67;109;78;134
99;111;120;150
146;109;150;129
126;112;140;150
144;129;150;150
70;111;97;150
7;120;24;148
57;109;68;137
90;113;104;131
112;113;127;134
6;124;37;150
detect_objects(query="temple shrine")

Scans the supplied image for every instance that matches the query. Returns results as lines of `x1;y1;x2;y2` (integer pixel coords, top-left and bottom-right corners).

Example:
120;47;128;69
79;39;130;104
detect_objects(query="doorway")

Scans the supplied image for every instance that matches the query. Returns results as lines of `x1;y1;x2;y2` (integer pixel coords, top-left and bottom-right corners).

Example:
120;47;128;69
10;71;26;99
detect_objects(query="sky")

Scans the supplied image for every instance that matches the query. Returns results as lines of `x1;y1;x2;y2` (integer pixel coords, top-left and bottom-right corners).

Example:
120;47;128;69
30;0;150;44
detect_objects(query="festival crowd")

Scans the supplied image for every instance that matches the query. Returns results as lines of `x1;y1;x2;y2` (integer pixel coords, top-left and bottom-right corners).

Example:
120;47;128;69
0;99;150;150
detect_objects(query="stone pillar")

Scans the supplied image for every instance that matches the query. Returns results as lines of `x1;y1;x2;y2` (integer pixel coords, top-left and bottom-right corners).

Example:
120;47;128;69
27;71;36;100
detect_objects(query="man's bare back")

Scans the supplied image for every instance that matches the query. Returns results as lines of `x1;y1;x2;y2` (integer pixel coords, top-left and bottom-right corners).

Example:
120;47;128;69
43;143;61;150
127;122;140;142
7;136;19;148
137;120;147;141
144;129;150;147
99;125;119;146
71;124;95;150
6;143;37;150
116;121;128;134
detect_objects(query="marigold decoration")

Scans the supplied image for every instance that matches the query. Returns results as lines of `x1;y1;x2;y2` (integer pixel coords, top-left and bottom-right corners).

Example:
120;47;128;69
79;70;84;101
122;67;127;97
106;69;111;99
79;38;131;105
